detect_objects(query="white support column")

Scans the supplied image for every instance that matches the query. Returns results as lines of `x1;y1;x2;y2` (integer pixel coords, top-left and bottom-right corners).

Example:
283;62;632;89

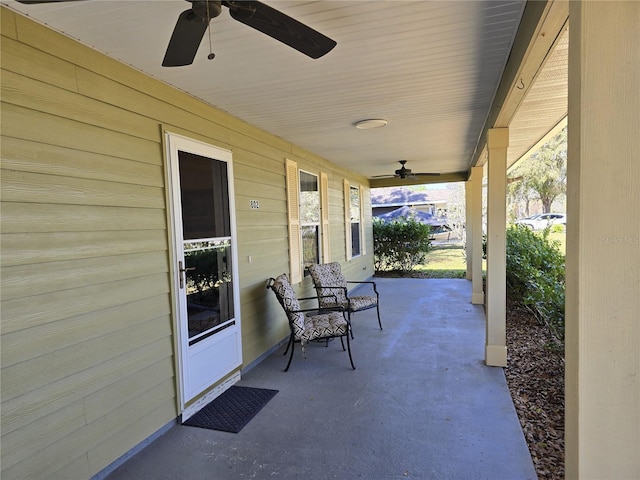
566;2;640;478
485;128;508;367
465;180;473;281
468;166;484;304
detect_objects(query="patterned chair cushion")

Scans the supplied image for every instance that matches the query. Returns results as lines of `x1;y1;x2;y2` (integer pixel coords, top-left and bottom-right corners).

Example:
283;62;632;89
345;295;377;311
300;312;348;342
308;263;377;313
270;274;348;343
308;262;348;307
270;274;305;339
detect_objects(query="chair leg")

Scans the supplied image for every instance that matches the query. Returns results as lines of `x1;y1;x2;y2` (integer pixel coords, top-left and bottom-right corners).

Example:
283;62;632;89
339;335;345;351
347;311;355;339
283;334;293;356
376;304;383;330
345;333;356;370
284;337;295;372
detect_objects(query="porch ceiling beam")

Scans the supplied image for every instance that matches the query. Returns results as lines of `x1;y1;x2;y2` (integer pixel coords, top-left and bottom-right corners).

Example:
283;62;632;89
472;0;569;168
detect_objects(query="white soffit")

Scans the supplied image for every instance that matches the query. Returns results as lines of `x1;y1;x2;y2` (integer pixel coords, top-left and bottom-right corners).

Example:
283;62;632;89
507;25;568;168
3;0;527;180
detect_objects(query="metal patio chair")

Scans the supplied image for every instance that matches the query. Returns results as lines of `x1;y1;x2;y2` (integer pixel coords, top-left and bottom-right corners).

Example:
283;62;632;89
266;274;355;371
307;262;382;337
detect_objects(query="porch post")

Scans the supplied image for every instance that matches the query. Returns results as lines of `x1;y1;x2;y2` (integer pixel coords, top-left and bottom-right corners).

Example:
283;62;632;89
468;166;484;304
465;180;472;281
566;2;640;478
485;128;508;367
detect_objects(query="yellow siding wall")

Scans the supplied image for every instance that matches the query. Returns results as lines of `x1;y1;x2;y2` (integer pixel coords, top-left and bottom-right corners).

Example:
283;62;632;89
0;7;372;479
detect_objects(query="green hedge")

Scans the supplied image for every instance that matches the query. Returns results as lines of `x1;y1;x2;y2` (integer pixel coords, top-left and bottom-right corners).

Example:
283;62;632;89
505;225;565;341
373;217;432;272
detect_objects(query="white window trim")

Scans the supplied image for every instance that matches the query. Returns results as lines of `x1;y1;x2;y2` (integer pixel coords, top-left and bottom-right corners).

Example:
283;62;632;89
344;180;352;261
286;159;330;283
360;184;367;256
320;172;331;263
344;180;366;260
286;159;302;283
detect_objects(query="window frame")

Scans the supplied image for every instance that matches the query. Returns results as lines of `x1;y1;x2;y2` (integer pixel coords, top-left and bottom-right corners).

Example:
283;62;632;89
286;159;330;283
349;184;362;258
344;180;366;260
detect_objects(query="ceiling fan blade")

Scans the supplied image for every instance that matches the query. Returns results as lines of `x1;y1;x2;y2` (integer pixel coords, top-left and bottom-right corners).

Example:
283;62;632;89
370;173;440;179
225;1;336;59
162;9;210;67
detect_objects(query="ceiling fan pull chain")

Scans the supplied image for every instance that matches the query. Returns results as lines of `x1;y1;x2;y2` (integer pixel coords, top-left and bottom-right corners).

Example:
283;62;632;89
206;1;215;60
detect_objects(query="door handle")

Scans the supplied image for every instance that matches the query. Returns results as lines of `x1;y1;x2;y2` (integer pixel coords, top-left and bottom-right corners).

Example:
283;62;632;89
178;261;196;289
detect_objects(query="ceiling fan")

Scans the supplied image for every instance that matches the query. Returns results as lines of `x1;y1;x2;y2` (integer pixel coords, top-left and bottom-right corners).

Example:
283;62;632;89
371;161;441;180
15;0;337;67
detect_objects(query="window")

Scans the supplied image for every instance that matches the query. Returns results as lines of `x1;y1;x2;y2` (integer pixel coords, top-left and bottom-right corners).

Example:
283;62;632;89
286;159;330;283
300;170;320;269
344;180;365;260
350;185;361;257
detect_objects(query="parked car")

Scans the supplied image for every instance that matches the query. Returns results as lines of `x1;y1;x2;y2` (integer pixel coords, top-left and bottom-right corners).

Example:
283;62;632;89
515;213;566;230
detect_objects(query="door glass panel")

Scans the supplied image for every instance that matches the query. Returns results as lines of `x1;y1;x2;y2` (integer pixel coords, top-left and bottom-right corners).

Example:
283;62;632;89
184;240;234;343
178;151;234;345
179;151;230;240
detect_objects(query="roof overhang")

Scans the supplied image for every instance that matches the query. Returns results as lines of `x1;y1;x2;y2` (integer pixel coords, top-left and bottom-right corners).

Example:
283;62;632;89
472;0;568;171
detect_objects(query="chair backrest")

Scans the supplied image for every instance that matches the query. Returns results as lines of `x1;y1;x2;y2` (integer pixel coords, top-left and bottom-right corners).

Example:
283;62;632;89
267;274;305;339
307;262;348;306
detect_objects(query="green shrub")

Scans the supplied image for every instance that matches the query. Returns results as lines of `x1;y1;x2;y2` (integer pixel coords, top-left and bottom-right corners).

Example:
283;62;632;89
373;217;432;272
506;225;565;341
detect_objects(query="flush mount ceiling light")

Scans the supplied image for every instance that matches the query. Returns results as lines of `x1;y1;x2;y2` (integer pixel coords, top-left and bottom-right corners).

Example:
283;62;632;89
354;118;388;129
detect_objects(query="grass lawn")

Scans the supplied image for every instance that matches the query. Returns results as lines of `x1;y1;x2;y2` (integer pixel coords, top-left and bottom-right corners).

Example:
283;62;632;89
414;244;468;278
383;228;566;279
546;230;566;255
413;228;565;278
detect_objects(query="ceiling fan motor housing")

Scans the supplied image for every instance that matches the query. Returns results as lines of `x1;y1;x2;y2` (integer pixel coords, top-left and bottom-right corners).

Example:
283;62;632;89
190;1;222;20
395;161;412;176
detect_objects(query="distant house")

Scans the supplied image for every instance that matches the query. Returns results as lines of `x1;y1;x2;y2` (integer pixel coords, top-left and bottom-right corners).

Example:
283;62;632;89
371;187;451;217
376;205;444;226
375;206;454;243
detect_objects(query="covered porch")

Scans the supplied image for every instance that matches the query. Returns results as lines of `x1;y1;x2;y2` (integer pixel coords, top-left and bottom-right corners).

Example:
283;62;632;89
105;278;536;480
1;1;638;478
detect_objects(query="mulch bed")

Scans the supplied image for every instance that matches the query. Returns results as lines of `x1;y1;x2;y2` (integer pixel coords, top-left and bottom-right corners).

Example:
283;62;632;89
505;298;565;480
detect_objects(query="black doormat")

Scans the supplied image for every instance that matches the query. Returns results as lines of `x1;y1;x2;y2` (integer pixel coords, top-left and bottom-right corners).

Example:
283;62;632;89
183;386;278;433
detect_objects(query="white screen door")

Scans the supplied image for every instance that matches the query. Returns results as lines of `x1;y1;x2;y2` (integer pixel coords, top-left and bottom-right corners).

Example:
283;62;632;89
165;133;242;413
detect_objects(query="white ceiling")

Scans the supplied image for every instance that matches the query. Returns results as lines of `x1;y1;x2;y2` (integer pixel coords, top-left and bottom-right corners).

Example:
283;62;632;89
3;0;529;180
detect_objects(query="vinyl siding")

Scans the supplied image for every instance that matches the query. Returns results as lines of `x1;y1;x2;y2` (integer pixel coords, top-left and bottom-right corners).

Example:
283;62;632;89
0;6;373;479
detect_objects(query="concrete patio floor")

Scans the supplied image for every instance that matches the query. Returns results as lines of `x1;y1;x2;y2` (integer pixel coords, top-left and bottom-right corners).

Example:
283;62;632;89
105;278;536;480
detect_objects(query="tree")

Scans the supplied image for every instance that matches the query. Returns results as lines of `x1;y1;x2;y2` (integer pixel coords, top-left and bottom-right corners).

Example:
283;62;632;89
508;127;567;214
445;182;466;241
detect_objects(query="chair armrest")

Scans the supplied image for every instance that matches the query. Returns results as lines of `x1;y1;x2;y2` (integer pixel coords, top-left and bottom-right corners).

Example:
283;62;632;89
297;294;338;302
289;305;345;314
316;285;349;293
346;280;379;295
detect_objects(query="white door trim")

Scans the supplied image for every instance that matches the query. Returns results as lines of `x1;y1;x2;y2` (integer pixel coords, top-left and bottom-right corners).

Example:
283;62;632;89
164;132;242;414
